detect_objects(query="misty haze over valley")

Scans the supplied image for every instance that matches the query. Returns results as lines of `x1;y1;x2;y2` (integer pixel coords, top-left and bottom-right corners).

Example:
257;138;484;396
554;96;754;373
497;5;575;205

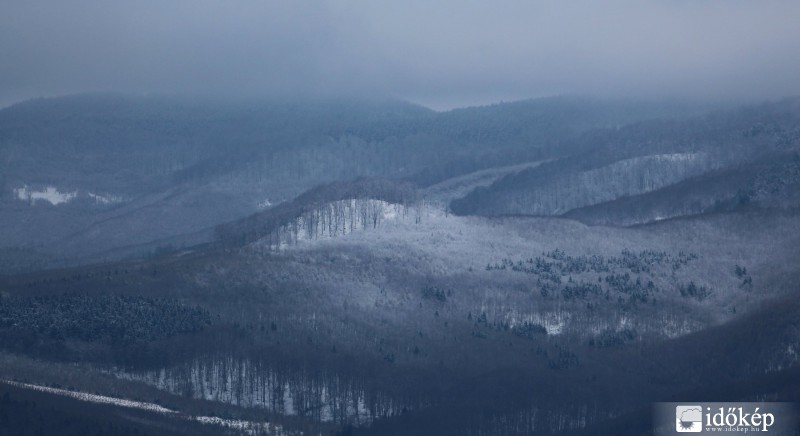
1;1;799;435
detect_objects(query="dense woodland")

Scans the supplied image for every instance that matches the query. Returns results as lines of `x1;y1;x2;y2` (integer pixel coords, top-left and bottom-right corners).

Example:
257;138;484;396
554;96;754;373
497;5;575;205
451;98;800;218
213;178;417;249
0;95;717;272
0;293;210;359
1;96;799;435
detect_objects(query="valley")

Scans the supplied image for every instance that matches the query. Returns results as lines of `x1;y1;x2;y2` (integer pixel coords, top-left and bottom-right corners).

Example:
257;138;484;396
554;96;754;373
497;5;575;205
0;95;799;435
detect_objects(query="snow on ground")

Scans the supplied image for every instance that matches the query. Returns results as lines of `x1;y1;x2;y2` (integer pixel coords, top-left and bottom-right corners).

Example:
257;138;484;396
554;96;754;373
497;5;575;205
0;379;288;435
283;201;634;276
12;185;123;206
282;195;761;285
501;310;570;335
112;359;392;425
422;160;546;204
608;153;701;169
87;192;123;204
2;379;176;414
193;416;286;435
14;185;77;205
652;152;699;162
270;197;775;339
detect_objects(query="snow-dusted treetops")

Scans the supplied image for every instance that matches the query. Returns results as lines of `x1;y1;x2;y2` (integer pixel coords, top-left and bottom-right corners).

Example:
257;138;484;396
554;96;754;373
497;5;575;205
1;95;800;436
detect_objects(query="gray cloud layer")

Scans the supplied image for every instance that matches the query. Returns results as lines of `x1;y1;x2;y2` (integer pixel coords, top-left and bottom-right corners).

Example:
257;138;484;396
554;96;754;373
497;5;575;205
1;0;799;109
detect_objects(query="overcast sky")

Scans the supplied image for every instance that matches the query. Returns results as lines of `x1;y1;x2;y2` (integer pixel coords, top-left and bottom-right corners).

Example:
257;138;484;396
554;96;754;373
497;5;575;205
1;0;799;110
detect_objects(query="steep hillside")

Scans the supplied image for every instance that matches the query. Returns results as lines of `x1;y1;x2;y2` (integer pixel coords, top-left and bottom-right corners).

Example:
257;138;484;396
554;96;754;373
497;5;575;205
2;179;797;434
451;98;800;218
0;94;701;272
564;151;800;225
0;382;223;436
2;97;798;435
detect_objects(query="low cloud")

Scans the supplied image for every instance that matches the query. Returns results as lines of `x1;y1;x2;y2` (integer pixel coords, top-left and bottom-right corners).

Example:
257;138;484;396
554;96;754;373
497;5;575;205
1;0;799;109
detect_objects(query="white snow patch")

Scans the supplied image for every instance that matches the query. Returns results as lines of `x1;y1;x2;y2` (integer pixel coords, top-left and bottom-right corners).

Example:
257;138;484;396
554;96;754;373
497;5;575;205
271;201;527;275
12;185;123;206
659;317;701;338
14;185;77;205
422;160;547;203
1;379;287;435
1;380;176;414
109;358;407;425
652;152;698;162
538;313;568;335
257;199;273;209
504;311;570;335
193;416;286;435
87;192;123;205
260;199;415;250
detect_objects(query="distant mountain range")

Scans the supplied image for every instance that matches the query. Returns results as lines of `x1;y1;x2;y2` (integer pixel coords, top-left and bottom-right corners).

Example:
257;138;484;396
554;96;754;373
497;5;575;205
0;93;714;271
451;98;800;223
2;94;800;436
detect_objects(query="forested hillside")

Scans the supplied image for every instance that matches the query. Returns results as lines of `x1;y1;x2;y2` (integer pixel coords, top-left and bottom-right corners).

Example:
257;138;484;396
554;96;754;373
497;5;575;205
451;98;800;221
0;94;707;272
564;151;800;225
1;96;799;435
2;178;798;434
